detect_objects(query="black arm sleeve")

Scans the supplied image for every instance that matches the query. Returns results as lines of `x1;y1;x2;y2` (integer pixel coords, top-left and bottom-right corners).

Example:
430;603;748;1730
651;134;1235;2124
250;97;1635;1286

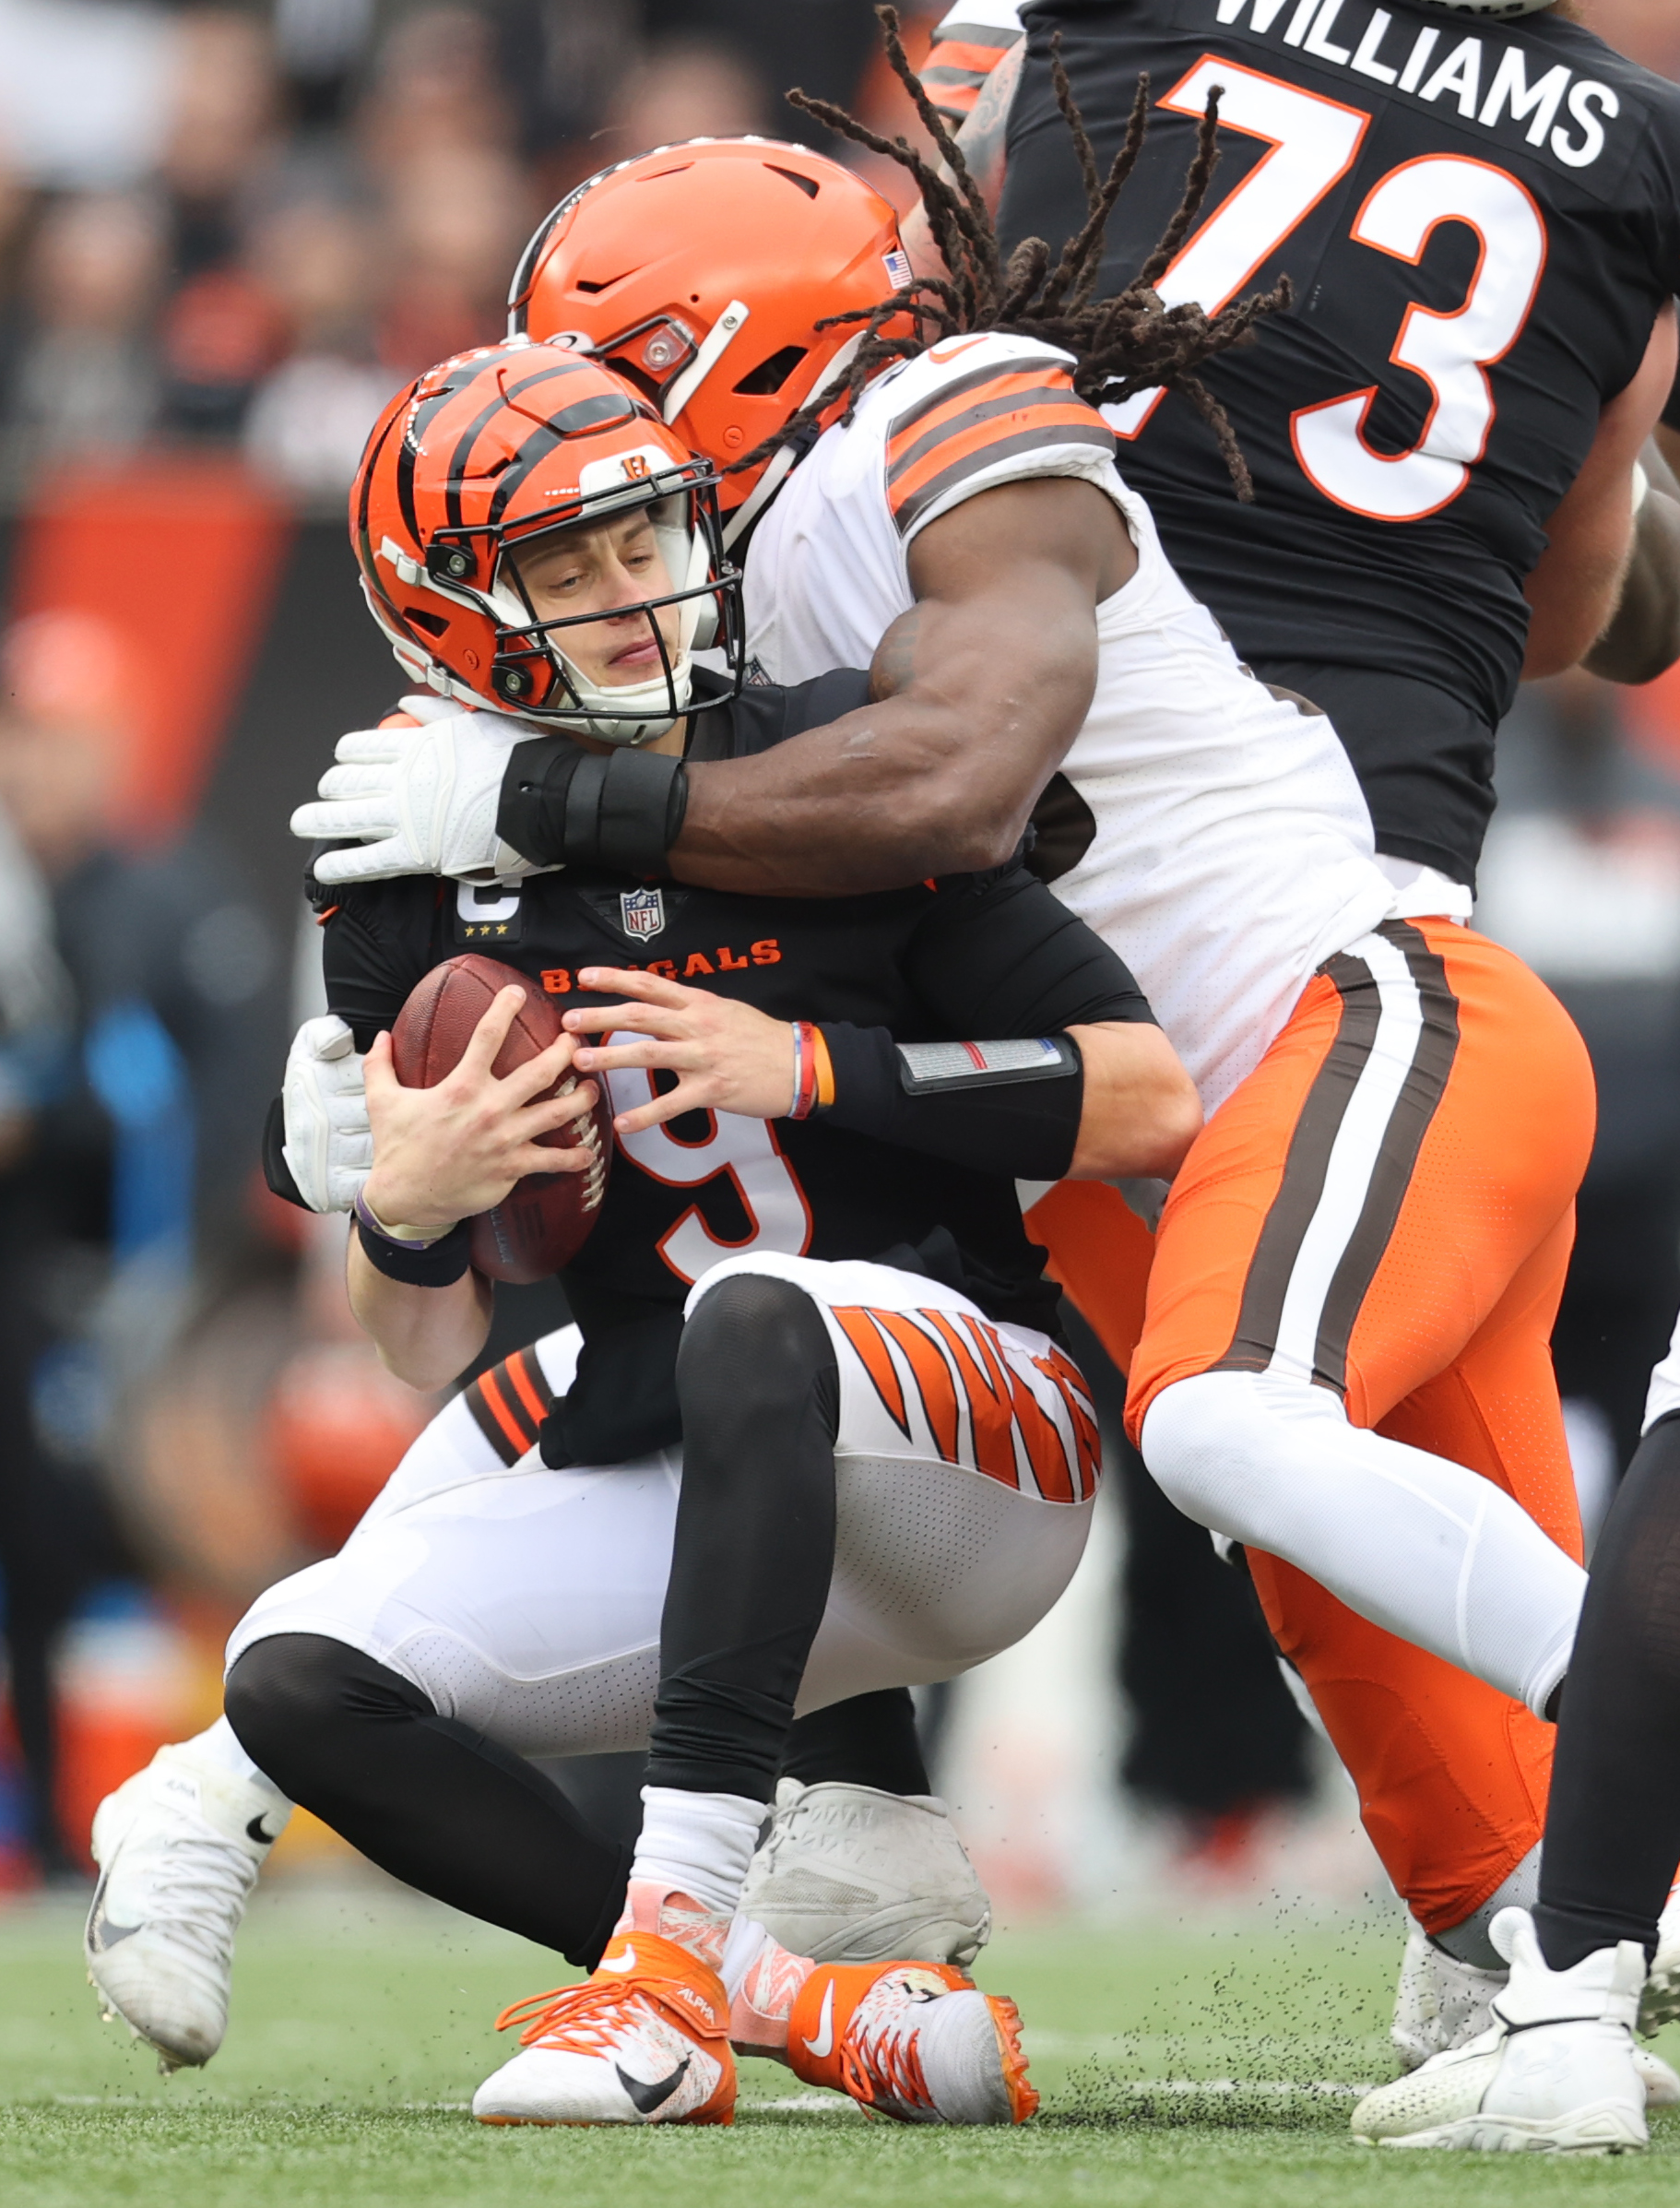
815;864;1155;1180
903;864;1154;1036
262;885;431;1203
319;884;435;1052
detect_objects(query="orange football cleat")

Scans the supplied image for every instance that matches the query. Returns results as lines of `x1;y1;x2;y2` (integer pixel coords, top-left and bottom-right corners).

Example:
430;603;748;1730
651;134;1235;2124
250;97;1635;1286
787;1959;1037;2125
472;1931;737;2127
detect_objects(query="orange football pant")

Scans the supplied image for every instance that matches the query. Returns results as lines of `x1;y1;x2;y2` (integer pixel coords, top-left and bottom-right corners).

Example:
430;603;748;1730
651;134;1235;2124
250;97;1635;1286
1033;920;1595;1933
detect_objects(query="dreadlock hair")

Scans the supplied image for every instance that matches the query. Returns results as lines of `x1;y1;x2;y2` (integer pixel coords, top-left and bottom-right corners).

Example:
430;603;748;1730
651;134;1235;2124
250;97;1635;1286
734;5;1293;502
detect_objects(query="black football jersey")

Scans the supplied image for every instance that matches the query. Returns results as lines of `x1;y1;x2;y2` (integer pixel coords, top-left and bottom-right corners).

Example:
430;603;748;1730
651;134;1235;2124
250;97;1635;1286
320;672;1148;1355
1000;0;1680;881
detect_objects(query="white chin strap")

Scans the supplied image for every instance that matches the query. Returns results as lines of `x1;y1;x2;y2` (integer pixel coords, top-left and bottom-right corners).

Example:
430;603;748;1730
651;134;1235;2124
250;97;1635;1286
548;647;694;746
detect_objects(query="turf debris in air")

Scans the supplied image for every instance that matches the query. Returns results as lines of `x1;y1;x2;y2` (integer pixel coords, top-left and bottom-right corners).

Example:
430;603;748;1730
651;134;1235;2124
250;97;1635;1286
2;1890;1676;2207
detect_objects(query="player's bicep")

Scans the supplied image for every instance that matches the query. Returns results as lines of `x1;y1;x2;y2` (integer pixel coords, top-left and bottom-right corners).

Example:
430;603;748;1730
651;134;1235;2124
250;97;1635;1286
905;473;1133;619
874;479;1128;793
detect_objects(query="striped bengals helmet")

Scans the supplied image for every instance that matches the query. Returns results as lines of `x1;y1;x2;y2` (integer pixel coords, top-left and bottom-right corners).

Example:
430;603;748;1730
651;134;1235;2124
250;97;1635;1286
351;338;744;745
509;139;915;540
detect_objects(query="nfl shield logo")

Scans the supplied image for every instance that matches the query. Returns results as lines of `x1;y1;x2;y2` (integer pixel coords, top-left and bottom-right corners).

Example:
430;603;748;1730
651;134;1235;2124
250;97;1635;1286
620;886;666;939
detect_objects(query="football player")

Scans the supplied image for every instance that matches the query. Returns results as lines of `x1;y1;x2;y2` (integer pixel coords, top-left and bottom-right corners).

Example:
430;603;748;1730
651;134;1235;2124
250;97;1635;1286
923;0;1680;698
291;115;1613;2079
915;0;1680;2074
85;342;1201;2126
1352;1300;1680;2150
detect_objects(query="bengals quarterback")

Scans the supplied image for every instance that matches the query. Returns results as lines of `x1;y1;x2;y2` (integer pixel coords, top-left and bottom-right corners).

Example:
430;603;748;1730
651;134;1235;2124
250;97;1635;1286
83;342;1200;2126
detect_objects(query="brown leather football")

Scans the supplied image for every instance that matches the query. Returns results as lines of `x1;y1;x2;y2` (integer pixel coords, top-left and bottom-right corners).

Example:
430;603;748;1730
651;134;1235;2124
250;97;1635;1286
389;953;611;1284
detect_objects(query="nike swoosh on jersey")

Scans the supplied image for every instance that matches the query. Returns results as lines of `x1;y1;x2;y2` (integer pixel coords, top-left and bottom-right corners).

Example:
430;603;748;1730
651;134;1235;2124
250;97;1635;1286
246;1815;278;1846
597;1944;637;1975
616;2056;692;2115
801;1979;836;2060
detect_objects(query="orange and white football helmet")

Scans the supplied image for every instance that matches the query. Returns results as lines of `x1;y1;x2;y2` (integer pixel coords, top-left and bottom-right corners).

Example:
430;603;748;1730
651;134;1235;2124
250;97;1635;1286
508;138;915;538
351;339;744;745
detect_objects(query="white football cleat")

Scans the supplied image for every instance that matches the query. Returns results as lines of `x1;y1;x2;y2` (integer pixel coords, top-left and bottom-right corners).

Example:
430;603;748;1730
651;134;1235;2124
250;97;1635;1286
1353;1907;1648;2153
1637;2047;1680;2107
1391;1919;1505;2069
787;1958;1035;2124
1391;1915;1680;2105
85;1742;289;2072
474;1932;736;2126
737;1779;990;1969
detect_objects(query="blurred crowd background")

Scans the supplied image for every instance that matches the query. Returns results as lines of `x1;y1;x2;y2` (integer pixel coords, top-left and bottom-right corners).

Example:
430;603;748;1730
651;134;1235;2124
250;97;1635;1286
0;0;1675;1916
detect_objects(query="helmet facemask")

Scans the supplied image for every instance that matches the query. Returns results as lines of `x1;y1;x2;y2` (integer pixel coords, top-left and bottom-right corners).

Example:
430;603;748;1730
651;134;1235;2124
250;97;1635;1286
384;458;745;746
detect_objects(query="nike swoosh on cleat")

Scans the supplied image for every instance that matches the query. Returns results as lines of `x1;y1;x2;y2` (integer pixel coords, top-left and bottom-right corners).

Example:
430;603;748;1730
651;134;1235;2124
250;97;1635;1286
597;1944;637;1975
616;2057;691;2115
246;1815;278;1846
87;1878;143;1953
801;1980;836;2060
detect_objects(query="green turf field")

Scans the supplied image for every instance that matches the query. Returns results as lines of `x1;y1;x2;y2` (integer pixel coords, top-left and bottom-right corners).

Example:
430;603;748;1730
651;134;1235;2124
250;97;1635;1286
4;1886;1677;2206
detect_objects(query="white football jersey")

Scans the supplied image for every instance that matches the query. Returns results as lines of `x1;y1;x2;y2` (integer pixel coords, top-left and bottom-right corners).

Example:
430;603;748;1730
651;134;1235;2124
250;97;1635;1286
743;332;1395;1112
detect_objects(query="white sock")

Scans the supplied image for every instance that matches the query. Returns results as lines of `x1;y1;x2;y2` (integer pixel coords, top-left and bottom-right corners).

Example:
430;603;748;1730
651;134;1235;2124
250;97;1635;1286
186;1718;290;1801
721;1911;776;1999
1435;1843;1541;1971
1142;1368;1586;1715
630;1787;764;1919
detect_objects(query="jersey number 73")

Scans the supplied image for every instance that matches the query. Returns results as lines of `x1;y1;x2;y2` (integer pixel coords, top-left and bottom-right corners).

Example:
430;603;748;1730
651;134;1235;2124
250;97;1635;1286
1106;56;1547;524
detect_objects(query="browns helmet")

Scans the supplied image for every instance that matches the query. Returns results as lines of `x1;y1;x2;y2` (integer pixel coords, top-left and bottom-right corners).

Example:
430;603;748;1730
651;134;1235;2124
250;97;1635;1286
351;338;744;745
508;138;914;534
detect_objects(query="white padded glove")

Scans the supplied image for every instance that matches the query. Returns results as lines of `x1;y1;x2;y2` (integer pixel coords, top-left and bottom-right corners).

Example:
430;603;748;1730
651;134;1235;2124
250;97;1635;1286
291;701;543;886
281;1015;373;1213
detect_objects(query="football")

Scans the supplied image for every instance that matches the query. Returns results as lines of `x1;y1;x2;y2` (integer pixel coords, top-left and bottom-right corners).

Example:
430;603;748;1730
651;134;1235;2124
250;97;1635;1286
389;953;612;1284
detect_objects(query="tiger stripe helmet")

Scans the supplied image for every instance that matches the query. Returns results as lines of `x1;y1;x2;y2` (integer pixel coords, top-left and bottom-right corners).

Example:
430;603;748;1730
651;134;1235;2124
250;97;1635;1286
351;339;744;744
509;138;915;537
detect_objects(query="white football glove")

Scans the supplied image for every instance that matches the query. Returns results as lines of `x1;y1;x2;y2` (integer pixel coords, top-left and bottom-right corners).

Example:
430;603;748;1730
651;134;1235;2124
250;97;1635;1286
291;700;543;886
281;1015;373;1213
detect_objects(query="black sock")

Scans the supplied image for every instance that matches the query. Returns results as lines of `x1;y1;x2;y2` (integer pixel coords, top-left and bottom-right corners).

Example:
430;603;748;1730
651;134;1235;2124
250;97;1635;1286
645;1274;839;1802
1533;1413;1680;1970
225;1634;629;1968
783;1689;931;1796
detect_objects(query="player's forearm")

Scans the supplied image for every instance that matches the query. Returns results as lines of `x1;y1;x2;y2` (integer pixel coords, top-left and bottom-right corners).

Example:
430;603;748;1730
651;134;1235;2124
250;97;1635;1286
814;1017;1198;1182
495;638;1078;896
1583;478;1680;686
671;595;1096;897
671;703;1055;895
1067;1023;1202;1181
347;1233;491;1391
